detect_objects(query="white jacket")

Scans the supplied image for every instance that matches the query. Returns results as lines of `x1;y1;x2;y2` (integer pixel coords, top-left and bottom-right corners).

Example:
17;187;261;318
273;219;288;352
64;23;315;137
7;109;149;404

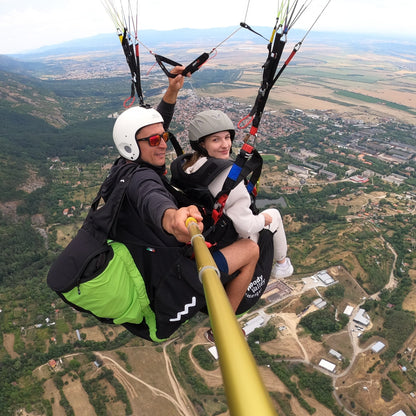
185;157;265;238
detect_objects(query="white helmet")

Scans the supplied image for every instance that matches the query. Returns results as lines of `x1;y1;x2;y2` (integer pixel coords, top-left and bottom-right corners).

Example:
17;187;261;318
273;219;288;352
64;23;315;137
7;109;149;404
113;106;164;160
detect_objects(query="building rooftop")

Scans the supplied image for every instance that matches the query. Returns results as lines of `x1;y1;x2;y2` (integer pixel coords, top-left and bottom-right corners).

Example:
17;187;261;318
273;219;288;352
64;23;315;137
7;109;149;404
372;341;386;353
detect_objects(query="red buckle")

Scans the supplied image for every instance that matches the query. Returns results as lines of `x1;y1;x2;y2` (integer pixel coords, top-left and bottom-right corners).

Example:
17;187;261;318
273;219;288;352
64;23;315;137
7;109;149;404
219;194;228;203
242;143;254;153
212;209;221;223
212;194;228;223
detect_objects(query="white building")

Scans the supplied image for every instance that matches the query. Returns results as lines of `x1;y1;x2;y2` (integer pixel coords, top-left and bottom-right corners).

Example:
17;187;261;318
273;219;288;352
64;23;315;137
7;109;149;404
208;346;219;360
343;305;354;316
353;308;370;326
391;410;407;416
313;298;327;309
243;315;265;335
315;270;336;285
329;349;343;361
287;164;309;177
372;341;386;353
319;359;336;373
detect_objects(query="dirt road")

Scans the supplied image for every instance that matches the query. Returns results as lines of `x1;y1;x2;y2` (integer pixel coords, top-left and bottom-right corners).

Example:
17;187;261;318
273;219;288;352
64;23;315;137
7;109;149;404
95;350;197;416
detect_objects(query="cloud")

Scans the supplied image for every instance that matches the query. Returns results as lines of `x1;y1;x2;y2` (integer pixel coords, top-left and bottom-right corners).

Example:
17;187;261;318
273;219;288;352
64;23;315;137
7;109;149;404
0;0;111;53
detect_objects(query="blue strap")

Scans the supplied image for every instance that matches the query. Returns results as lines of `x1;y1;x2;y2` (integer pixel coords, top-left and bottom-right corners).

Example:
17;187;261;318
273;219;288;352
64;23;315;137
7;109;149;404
228;164;242;181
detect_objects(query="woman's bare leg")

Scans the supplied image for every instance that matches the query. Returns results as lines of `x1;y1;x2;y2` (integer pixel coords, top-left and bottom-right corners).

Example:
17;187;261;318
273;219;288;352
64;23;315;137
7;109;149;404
219;239;259;312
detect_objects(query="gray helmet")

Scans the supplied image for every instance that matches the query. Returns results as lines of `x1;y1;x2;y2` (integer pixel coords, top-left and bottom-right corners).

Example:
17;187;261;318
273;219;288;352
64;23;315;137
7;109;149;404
113;106;164;160
188;110;235;154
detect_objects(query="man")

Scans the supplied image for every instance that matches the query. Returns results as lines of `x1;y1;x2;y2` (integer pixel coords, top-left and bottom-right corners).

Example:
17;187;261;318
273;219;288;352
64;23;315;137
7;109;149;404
102;67;259;340
48;66;259;342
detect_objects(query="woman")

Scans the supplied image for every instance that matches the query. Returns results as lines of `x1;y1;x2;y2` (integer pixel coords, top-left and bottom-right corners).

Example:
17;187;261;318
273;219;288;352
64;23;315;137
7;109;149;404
172;109;293;280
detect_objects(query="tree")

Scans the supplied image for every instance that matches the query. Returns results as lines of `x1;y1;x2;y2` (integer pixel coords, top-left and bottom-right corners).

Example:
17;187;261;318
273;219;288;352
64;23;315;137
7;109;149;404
300;308;347;341
68;359;81;372
325;284;345;302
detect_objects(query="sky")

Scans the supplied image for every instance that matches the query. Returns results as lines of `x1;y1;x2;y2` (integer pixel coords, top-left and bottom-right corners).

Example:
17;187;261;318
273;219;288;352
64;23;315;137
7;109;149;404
0;0;415;55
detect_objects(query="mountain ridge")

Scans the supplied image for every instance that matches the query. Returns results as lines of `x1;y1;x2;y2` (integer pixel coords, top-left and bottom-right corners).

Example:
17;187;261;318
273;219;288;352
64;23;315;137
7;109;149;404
5;26;416;61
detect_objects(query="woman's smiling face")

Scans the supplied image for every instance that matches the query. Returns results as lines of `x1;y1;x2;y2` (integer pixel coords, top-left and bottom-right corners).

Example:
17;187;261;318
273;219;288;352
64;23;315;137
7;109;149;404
201;131;232;159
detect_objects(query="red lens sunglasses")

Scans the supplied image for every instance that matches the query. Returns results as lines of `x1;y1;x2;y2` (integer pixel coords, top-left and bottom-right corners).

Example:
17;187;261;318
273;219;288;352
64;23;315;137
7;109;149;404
136;131;171;147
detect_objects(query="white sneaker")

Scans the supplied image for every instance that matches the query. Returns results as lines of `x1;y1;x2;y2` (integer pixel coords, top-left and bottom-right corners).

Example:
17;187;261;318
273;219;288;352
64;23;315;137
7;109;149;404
271;258;294;279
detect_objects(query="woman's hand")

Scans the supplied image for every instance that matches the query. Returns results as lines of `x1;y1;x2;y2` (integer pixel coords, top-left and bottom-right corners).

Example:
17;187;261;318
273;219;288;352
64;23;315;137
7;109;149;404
261;212;273;227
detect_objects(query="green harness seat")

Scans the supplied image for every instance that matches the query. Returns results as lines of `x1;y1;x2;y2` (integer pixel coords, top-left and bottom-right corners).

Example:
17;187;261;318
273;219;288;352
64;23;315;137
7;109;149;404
63;241;149;325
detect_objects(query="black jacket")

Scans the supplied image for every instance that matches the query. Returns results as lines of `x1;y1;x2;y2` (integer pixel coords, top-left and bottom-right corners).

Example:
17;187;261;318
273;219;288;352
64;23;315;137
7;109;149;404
102;157;180;248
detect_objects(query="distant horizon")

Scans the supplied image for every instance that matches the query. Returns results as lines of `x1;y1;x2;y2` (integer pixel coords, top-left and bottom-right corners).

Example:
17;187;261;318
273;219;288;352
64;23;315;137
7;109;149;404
1;0;416;55
6;26;416;58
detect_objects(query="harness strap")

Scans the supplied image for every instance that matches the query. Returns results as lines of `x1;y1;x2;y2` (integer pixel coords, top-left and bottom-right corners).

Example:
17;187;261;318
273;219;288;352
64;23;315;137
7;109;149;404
154;54;183;78
273;41;301;85
121;28;144;106
169;132;184;156
182;52;210;76
220;144;262;195
211;144;263;223
155;52;210;78
250;33;286;133
238;0;332;137
87;163;138;242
